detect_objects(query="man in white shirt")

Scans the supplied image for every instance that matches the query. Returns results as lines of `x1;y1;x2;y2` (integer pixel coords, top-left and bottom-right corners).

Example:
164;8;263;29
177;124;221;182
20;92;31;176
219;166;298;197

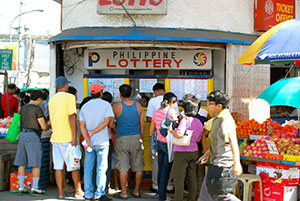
146;83;179;192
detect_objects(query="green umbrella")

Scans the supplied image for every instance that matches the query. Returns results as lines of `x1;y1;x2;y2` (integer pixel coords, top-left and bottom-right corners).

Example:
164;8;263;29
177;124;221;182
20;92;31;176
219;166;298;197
257;77;300;109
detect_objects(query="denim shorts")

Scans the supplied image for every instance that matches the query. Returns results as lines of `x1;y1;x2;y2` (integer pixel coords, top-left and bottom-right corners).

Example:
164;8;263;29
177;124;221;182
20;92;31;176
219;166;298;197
14;131;42;168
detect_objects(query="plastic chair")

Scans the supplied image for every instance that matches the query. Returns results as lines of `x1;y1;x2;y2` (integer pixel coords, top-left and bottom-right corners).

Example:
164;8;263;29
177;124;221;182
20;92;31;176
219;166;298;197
238;174;263;201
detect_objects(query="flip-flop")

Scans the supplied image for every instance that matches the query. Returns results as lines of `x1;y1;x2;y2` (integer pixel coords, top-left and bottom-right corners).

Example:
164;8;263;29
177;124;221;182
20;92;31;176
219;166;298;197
131;191;142;198
57;195;67;200
113;193;128;200
74;194;84;199
57;192;67;200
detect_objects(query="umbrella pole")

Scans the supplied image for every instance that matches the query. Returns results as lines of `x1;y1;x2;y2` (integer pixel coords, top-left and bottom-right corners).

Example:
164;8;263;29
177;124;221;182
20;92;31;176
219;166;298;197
231;63;254;99
298;109;299;121
284;62;295;78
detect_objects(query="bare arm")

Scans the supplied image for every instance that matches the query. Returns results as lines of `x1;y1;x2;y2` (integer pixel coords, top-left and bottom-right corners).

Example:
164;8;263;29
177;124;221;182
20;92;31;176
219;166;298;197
197;150;210;164
69;113;77;146
108;117;115;129
230;141;243;176
149;120;155;135
79;121;91;147
37;117;48;131
88;117;110;137
168;127;183;139
137;102;145;141
201;129;210;154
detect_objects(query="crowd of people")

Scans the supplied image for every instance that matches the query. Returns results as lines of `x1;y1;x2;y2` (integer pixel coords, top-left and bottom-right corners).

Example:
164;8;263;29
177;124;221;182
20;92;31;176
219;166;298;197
2;76;243;201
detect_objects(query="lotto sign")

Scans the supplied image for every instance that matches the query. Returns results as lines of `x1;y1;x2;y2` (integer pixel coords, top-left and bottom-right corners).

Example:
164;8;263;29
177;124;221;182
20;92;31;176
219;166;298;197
98;0;167;14
85;49;212;70
0;49;13;70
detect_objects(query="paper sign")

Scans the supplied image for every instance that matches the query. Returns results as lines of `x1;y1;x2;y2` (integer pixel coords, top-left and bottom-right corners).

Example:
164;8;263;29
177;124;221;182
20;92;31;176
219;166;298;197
139;79;157;93
265;140;279;154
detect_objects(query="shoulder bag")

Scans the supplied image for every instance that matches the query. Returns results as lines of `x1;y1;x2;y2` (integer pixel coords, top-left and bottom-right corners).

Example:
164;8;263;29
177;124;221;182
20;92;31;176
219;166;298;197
171;117;194;146
206;164;238;195
159;109;170;137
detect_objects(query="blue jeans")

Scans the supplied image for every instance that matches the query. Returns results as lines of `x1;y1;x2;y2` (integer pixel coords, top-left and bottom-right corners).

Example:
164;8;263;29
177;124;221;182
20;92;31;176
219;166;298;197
157;141;172;201
84;145;109;199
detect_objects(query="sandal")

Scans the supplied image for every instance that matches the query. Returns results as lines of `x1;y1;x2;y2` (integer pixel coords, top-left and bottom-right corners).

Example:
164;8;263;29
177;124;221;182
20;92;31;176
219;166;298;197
113;193;128;200
57;195;67;200
131;191;142;198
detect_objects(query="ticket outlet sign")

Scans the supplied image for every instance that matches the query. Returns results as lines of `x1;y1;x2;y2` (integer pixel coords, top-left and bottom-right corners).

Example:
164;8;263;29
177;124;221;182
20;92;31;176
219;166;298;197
97;0;167;14
255;0;295;31
85;49;212;70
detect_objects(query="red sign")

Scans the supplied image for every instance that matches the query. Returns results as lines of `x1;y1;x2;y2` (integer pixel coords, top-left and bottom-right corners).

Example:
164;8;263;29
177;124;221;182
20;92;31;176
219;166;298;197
255;0;295;31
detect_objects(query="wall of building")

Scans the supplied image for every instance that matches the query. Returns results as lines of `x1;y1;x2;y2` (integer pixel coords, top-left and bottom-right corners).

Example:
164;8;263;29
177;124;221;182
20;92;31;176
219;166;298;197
62;0;255;34
226;44;270;122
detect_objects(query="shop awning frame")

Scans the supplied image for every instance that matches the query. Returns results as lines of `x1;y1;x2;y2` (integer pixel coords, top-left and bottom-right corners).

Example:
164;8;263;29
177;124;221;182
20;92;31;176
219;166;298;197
50;26;259;45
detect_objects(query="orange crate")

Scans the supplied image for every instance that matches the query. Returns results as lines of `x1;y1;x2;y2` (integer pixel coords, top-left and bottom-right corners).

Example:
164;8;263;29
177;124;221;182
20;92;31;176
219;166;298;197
262;153;283;160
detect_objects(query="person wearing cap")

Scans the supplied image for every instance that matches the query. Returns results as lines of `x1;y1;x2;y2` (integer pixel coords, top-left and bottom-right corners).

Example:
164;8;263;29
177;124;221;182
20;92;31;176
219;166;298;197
111;84;145;199
79;83;114;201
48;76;84;199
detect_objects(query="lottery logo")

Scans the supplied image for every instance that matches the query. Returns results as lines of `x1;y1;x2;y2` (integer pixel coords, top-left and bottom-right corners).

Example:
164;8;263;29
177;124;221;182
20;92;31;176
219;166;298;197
88;52;100;67
193;52;207;67
265;0;274;15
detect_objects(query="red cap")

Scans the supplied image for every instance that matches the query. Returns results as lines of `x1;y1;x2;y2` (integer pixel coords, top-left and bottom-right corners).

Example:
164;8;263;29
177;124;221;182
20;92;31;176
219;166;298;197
90;83;105;94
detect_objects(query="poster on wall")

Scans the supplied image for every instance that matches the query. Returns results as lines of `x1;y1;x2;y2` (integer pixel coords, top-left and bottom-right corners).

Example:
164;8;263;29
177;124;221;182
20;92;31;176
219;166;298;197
170;79;208;101
139;79;157;93
88;78;124;99
85;49;212;70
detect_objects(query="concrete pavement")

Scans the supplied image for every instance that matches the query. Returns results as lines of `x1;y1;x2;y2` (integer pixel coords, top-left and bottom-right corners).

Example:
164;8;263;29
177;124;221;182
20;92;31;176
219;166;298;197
0;186;164;201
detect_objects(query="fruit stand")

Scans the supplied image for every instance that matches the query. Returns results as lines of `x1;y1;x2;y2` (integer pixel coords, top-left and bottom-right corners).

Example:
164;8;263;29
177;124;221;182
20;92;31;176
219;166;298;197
0;117;13;137
238;118;300;201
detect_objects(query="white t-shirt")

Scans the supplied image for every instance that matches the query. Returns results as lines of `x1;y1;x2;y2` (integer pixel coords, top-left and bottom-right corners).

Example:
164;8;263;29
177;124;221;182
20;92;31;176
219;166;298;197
146;95;179;118
79;98;114;146
180;108;208;118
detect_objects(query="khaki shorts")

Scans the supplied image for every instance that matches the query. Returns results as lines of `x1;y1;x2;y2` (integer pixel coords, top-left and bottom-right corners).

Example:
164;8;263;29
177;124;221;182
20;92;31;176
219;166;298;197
115;134;144;172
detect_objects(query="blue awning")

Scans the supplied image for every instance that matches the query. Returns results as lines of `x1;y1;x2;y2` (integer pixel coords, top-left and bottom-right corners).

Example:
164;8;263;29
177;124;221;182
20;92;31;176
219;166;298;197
49;26;259;45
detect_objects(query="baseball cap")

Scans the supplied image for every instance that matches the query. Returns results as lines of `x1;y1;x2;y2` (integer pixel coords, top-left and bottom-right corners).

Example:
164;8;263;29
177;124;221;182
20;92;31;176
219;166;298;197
90;83;105;94
56;76;70;87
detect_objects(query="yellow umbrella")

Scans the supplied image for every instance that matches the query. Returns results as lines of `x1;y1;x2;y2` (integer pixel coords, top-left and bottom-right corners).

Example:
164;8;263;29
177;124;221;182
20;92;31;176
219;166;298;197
238;20;290;65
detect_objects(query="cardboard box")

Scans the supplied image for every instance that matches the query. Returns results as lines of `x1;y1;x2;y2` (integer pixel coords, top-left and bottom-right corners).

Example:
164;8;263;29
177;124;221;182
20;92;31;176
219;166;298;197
256;162;300;186
10;172;32;192
255;183;297;201
254;161;299;201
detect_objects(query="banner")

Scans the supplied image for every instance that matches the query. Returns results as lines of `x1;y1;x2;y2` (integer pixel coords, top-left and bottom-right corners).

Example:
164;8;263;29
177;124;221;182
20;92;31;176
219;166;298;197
0;49;13;71
97;0;167;14
255;0;295;31
4;45;17;71
85;49;212;70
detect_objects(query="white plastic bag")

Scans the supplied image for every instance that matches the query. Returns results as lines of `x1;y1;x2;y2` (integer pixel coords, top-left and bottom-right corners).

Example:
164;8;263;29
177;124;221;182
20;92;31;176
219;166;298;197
64;144;82;169
166;131;174;163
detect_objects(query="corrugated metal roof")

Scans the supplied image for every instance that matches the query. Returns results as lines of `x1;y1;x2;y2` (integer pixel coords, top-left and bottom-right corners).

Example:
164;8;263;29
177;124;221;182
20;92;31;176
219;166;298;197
49;26;259;45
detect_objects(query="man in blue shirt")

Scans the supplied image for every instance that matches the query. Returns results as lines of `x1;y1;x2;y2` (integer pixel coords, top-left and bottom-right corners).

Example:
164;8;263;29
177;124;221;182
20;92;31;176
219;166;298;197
79;83;114;201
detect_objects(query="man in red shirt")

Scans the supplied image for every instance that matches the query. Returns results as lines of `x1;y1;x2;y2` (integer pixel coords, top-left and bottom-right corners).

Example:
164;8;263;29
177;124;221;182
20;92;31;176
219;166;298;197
1;84;18;118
